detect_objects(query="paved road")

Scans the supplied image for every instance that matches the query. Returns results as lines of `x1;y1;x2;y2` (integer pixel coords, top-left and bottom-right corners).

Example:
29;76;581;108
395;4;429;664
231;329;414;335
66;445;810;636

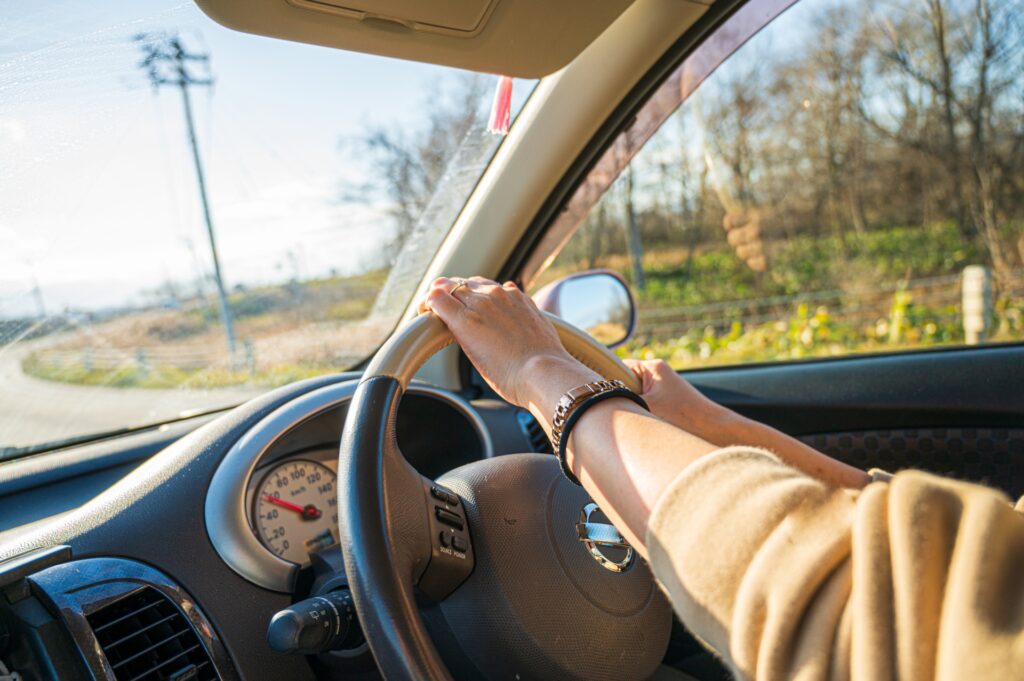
0;341;262;451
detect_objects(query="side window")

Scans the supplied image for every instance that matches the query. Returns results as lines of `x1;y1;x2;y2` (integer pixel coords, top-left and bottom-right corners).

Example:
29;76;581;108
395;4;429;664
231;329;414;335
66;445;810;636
530;0;1023;369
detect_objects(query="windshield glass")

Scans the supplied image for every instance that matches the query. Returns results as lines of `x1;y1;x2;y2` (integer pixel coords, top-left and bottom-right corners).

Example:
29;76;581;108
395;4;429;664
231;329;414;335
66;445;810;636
0;1;535;454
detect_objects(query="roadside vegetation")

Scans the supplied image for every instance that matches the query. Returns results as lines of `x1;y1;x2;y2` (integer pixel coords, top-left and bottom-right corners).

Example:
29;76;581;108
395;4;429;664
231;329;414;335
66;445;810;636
21;355;326;390
621;223;1024;368
537;222;1023;370
22;272;387;389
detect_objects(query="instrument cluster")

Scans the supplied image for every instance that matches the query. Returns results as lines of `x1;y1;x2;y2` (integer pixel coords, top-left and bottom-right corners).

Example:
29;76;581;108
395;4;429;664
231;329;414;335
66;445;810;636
207;381;494;592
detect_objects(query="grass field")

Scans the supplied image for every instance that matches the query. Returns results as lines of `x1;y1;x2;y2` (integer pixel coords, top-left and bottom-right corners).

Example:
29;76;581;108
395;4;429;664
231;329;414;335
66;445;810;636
22;271;389;389
546;223;1024;369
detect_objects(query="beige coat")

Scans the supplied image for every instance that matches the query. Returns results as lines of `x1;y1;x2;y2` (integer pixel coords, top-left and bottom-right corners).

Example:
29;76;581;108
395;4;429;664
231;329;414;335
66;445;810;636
646;447;1024;681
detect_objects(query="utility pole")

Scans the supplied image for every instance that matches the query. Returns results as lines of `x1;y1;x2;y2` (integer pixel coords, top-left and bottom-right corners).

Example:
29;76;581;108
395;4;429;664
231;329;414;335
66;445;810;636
30;278;46;319
136;34;237;360
624;165;647;291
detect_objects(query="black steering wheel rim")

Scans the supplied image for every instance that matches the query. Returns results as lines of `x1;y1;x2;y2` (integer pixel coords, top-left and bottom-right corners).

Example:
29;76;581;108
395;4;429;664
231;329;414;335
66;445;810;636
338;373;449;680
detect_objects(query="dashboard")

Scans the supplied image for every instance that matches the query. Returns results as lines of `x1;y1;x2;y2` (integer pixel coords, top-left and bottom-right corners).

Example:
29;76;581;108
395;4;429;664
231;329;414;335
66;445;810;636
0;375;536;681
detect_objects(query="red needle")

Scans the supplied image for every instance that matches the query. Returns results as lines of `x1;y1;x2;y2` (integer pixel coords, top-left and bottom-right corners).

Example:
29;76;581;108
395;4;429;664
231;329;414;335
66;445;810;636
263;495;304;513
263;495;322;520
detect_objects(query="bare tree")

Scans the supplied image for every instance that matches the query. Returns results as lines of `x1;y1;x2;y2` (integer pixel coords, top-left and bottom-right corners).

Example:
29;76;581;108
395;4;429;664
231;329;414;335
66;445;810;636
341;74;489;259
864;0;1023;271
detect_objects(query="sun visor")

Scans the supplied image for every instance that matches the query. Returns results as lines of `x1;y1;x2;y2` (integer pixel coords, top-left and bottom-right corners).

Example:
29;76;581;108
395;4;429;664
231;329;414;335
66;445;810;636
195;0;635;78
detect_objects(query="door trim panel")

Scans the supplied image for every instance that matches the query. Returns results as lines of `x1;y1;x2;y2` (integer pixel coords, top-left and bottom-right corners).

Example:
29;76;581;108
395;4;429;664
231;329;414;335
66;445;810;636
686;345;1024;434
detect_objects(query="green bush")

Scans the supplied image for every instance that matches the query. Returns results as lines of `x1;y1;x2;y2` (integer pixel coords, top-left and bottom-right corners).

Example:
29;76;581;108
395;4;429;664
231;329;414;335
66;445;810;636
622;293;1021;370
609;222;1023;369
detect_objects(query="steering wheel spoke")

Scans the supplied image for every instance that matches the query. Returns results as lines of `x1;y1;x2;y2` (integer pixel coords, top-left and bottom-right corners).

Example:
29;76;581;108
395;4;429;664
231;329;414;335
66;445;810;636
416;479;474;601
377;439;476;600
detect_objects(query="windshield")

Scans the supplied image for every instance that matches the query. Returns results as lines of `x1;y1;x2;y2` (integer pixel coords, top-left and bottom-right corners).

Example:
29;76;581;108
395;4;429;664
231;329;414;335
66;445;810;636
0;1;535;454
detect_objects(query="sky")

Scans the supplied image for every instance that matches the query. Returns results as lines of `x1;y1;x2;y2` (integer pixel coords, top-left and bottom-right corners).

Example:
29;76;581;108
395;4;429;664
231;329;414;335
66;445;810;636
0;0;503;317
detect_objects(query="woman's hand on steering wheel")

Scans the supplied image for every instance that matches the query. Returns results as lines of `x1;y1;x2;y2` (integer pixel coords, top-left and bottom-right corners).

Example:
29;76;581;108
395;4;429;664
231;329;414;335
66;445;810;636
418;276;600;412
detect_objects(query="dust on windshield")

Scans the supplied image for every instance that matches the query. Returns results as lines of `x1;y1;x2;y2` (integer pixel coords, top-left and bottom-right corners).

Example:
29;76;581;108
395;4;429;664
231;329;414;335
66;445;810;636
0;1;535;454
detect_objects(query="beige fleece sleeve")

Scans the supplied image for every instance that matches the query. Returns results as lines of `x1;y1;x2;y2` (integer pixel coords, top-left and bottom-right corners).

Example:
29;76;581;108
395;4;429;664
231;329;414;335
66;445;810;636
646;446;1024;681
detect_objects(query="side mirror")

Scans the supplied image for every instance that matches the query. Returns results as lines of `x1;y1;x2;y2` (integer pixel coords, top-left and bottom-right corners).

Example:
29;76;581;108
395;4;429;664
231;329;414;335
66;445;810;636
532;270;637;348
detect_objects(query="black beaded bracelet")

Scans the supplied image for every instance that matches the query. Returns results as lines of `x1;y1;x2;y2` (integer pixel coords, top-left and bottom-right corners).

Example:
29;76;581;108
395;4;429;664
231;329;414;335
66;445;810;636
556;387;648;486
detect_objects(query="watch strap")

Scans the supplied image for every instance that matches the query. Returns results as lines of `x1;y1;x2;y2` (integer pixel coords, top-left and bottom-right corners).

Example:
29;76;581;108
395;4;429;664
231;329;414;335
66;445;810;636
550;380;648;485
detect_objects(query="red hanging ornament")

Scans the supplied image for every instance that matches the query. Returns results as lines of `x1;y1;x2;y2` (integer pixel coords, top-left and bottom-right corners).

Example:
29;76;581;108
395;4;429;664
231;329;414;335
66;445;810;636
486;75;513;135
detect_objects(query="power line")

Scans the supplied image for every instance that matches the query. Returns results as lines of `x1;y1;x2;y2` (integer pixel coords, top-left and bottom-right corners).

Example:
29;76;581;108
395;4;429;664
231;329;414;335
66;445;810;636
135;32;237;361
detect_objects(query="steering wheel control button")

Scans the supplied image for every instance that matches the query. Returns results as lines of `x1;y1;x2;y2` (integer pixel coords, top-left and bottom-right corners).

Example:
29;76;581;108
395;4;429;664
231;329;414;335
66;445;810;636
435;507;464;531
430;485;459;506
266;590;361;655
418;480;475;601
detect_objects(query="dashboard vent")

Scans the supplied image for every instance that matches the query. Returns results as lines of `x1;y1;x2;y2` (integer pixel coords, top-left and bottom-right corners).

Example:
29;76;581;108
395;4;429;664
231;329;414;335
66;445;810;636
87;587;218;681
516;410;551;453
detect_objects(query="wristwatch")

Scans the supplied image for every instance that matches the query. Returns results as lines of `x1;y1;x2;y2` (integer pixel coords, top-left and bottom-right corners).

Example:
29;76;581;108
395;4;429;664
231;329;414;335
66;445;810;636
550;379;627;455
550;379;648;485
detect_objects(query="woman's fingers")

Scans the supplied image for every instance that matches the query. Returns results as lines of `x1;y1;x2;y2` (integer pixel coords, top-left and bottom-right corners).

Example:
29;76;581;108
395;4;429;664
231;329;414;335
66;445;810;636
623;358;644;377
623;359;654;393
419;277;467;313
425;289;464;328
420;276;509;329
458;276;503;301
420;277;516;314
623;359;676;395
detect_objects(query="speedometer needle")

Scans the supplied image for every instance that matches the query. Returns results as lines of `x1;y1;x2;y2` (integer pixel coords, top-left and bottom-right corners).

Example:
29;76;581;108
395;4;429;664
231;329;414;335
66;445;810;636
263;494;322;520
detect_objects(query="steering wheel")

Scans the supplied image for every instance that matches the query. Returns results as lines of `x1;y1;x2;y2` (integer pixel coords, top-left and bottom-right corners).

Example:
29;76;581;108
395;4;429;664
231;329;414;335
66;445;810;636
337;312;671;681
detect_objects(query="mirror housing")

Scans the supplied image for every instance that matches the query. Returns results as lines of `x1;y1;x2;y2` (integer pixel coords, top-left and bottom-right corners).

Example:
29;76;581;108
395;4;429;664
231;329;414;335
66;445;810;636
532;270;636;348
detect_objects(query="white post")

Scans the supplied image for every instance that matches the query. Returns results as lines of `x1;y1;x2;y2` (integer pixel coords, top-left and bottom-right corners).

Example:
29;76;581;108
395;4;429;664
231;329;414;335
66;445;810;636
244;339;256;375
962;265;991;345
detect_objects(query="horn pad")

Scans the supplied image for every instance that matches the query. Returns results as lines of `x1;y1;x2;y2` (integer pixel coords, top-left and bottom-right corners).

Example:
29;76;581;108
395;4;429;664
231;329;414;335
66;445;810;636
434;454;671;681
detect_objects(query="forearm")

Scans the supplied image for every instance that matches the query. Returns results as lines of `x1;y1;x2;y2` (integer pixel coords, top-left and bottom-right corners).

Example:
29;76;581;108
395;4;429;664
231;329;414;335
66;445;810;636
520;355;868;555
653;386;869;489
567;401;716;555
719;414;869;488
521;355;717;554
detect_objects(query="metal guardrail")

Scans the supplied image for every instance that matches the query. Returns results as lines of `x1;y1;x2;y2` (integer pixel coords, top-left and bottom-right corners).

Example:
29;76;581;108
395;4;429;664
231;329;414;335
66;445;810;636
31;346;221;371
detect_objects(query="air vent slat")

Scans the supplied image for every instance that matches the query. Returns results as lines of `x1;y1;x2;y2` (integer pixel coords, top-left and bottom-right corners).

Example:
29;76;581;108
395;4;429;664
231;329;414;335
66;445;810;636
111;629;192;669
87;586;218;681
105;613;180;649
516;410;552;453
93;598;163;633
125;644;200;681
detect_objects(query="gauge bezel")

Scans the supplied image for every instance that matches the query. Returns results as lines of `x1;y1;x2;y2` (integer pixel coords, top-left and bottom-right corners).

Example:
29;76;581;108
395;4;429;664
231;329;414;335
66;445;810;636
205;380;493;592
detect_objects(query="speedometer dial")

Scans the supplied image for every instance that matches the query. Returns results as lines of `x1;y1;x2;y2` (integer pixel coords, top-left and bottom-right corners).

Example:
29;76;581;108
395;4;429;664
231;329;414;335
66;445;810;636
254;460;338;565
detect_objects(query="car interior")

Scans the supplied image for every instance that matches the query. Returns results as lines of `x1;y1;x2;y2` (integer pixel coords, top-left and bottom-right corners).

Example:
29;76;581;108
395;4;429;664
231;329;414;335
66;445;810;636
1;0;1022;679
